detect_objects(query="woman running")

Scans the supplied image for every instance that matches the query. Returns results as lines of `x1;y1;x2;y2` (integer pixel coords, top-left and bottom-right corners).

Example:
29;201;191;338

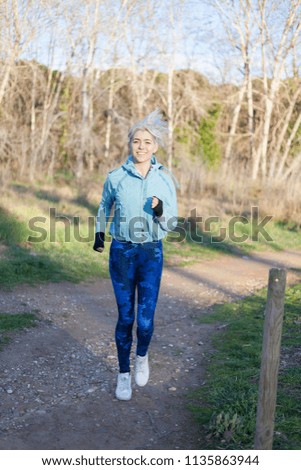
93;109;178;400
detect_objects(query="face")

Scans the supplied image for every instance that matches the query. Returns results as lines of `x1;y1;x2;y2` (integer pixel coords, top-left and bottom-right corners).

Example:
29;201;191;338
131;129;158;164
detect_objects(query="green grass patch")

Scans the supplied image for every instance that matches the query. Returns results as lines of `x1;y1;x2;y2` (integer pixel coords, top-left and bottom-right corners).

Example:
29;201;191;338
0;185;110;289
1;182;301;287
164;213;301;264
190;283;301;450
0;312;38;349
0;207;29;245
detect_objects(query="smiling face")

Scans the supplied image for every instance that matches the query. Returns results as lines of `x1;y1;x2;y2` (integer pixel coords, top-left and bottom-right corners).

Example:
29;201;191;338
131;129;158;164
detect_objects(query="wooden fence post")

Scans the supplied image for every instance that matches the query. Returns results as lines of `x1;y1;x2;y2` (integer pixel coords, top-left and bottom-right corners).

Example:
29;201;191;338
254;268;286;450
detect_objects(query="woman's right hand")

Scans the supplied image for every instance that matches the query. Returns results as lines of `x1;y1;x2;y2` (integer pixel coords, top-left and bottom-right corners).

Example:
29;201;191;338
93;232;105;253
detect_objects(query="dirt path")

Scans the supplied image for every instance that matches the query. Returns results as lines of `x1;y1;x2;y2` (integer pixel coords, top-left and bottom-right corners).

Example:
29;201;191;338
0;249;300;450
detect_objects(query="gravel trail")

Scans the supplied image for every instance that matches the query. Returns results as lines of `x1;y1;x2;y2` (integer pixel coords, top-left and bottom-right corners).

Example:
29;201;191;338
0;249;300;450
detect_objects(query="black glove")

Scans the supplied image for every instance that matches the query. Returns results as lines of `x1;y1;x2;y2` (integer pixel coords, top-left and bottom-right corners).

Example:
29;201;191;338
93;232;105;252
153;198;163;217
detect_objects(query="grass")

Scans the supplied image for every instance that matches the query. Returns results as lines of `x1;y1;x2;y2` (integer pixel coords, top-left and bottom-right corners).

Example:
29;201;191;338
0;184;109;289
190;283;301;450
0;312;38;349
163;214;301;266
0;181;301;287
1;182;301;446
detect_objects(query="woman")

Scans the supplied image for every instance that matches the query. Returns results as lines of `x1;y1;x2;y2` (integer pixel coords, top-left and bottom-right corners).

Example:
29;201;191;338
93;110;178;401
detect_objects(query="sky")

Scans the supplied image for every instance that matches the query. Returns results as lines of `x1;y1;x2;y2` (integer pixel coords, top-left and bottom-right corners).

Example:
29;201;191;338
21;0;228;83
19;0;301;85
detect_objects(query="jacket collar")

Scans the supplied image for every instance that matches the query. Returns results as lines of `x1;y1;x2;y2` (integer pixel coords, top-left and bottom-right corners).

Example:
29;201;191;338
122;155;163;177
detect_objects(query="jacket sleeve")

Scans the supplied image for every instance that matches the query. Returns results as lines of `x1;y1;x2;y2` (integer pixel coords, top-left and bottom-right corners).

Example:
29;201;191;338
155;174;178;232
95;176;115;233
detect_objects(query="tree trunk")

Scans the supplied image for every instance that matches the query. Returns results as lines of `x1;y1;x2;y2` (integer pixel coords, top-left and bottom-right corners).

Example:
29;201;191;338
276;111;301;180
167;67;174;170
246;59;255;168
224;77;247;174
77;0;100;179
29;65;37;182
280;152;301;182
269;86;301;179
104;68;116;159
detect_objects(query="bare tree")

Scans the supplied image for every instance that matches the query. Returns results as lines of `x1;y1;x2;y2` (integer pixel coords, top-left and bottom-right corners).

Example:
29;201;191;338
0;1;50;180
268;81;301;179
102;0;142;160
209;0;301;182
0;1;39;105
152;0;187;169
255;0;301;179
28;0;80;181
209;1;260;175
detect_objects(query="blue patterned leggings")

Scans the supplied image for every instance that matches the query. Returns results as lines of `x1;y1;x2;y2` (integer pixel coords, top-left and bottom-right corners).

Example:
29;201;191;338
109;238;163;373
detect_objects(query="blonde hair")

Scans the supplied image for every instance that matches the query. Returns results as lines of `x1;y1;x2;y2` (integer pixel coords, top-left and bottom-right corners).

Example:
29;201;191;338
128;109;168;148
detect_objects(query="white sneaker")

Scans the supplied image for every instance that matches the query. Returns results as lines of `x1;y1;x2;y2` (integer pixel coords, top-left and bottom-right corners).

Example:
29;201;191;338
115;372;132;401
135;354;149;387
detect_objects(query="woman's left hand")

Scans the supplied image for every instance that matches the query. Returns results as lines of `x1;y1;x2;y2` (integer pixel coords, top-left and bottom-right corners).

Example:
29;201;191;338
151;196;159;208
152;196;163;217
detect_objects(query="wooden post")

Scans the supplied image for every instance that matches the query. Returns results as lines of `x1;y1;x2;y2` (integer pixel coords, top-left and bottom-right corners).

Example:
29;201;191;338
254;268;286;450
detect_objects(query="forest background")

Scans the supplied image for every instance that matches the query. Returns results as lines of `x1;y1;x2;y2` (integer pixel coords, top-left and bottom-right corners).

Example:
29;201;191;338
1;0;301;247
1;1;301;453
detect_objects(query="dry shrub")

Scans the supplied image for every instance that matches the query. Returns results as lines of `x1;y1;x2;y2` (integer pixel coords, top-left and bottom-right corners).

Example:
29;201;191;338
175;162;301;224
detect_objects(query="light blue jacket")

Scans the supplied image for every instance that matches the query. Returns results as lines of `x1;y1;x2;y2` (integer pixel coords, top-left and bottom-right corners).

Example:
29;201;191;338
96;155;178;243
